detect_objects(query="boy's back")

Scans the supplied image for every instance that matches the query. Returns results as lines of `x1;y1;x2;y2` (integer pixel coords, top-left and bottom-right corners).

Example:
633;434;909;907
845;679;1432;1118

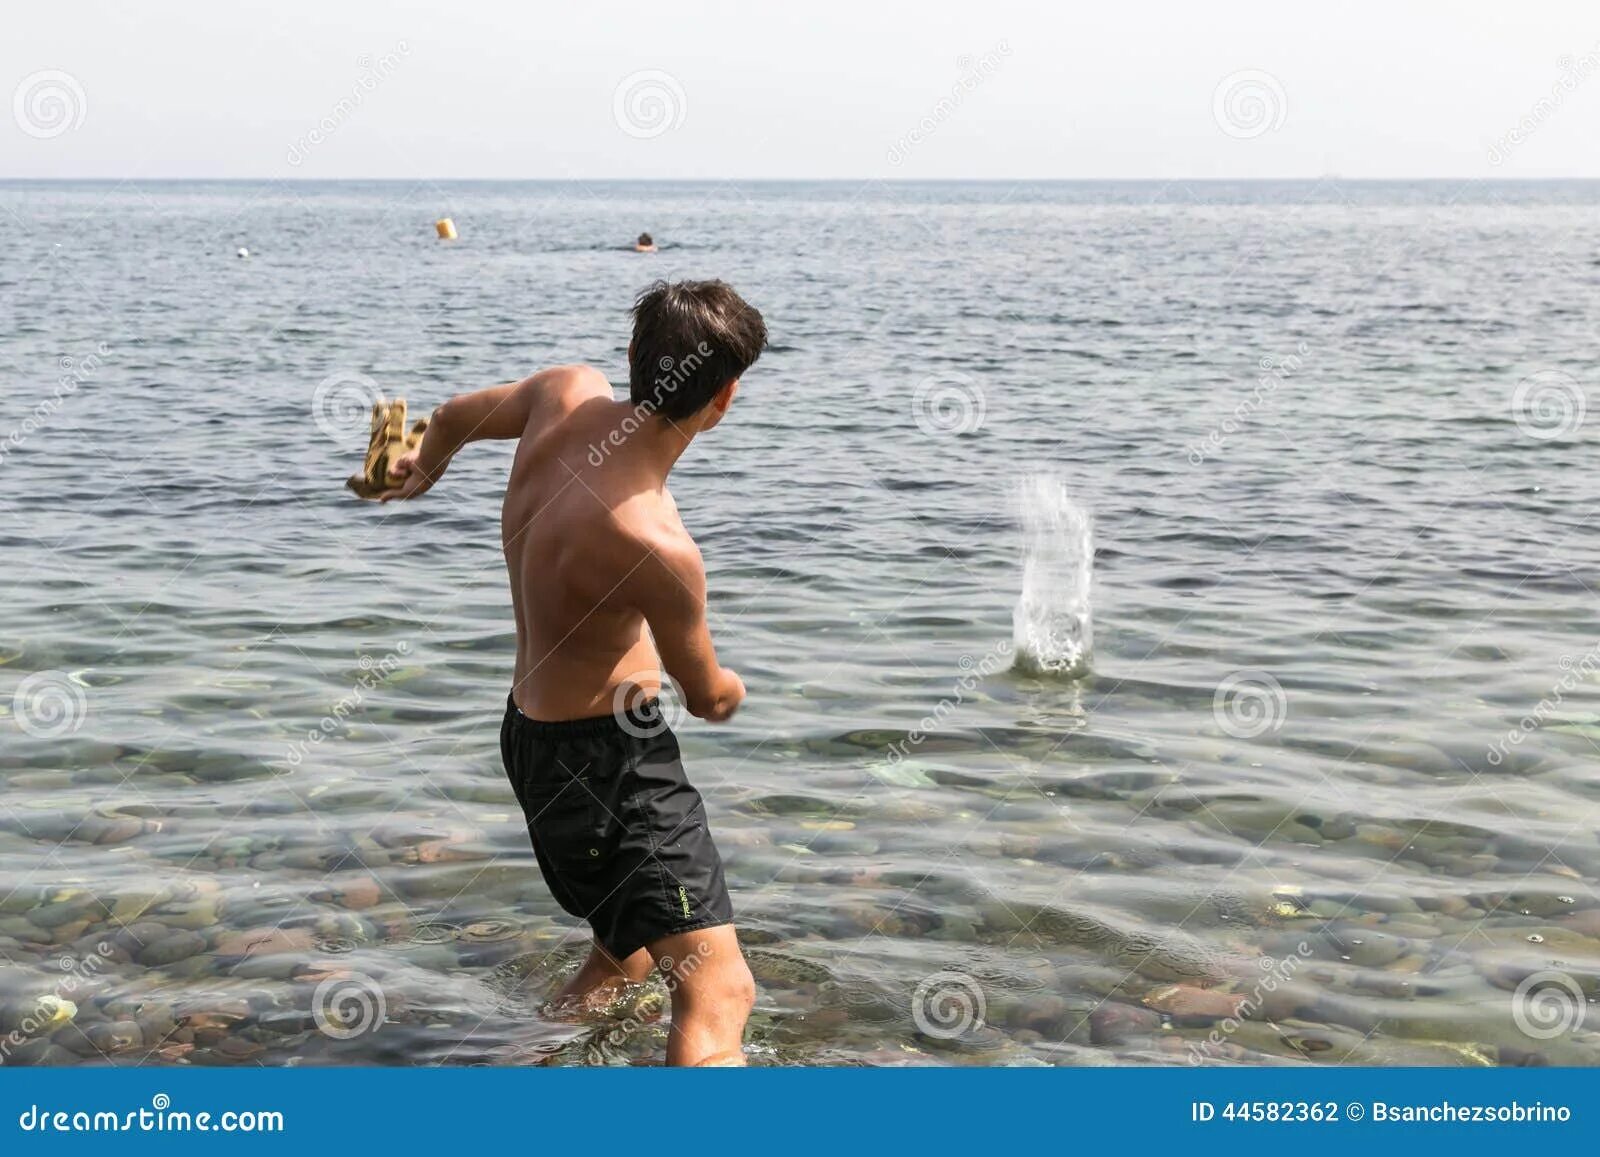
500;364;685;722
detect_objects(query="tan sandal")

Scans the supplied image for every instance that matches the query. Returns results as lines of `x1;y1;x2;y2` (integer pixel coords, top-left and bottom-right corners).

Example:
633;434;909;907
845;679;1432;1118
346;398;427;499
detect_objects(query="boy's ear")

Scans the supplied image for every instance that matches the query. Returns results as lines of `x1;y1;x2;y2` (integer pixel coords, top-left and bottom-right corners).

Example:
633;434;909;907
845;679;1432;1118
712;379;739;414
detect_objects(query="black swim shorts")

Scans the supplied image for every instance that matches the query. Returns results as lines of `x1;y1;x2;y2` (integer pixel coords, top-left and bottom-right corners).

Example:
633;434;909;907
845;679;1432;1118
499;694;734;959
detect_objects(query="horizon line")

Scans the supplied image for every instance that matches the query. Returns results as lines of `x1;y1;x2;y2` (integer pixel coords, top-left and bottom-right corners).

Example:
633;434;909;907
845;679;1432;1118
5;175;1600;184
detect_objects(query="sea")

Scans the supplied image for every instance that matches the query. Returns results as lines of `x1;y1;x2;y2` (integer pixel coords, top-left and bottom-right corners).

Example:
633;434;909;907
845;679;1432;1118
1;178;1597;1066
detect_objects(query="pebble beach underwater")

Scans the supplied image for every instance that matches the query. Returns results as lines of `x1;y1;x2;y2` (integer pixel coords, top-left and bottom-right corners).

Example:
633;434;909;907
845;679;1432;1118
2;178;1599;1068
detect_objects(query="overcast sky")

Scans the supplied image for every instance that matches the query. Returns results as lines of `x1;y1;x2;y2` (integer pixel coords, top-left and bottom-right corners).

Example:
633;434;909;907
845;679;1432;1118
5;1;1600;179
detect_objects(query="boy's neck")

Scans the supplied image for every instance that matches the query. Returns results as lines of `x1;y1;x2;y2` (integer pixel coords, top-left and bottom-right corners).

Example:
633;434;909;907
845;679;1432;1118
613;401;698;484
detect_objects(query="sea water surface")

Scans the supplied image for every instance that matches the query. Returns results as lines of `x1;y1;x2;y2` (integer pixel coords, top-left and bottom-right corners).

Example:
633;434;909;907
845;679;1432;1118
1;179;1598;1066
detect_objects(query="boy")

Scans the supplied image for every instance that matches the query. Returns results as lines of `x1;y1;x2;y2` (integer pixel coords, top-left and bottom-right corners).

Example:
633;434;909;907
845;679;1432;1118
381;279;767;1066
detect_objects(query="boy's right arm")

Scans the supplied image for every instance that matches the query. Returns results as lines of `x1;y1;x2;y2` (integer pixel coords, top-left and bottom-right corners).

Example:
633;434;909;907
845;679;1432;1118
631;540;745;722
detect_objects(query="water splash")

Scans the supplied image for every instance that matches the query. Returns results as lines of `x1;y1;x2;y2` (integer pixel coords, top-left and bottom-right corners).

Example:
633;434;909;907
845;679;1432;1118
1012;474;1093;677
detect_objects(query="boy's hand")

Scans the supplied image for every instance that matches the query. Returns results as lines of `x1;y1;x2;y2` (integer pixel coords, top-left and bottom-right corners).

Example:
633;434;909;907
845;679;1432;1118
700;667;746;722
378;451;435;502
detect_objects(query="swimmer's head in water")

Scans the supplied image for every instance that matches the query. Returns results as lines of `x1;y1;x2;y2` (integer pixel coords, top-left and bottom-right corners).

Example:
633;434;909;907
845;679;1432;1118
637;233;654;246
629;279;767;423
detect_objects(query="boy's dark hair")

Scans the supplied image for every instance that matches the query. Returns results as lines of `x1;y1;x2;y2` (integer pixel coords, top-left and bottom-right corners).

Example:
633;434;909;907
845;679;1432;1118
629;279;767;421
637;232;653;245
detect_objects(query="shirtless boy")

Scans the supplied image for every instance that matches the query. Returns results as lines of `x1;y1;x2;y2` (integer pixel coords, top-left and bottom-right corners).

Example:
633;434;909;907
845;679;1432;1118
380;279;768;1066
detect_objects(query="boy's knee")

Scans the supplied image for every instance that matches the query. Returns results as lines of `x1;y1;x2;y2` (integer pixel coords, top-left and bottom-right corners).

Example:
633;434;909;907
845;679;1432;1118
683;961;755;1012
730;963;756;1010
711;962;756;1012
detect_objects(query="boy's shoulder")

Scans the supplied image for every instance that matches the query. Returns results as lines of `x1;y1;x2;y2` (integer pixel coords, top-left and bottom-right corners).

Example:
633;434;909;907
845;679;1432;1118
534;363;614;408
510;365;616;453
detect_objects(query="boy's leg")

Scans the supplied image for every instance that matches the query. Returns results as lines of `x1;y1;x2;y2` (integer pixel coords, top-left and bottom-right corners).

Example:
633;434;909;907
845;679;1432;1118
646;924;755;1066
554;939;654;1010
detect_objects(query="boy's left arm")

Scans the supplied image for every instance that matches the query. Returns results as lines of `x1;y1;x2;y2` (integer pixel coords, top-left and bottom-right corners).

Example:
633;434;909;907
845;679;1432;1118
380;374;542;501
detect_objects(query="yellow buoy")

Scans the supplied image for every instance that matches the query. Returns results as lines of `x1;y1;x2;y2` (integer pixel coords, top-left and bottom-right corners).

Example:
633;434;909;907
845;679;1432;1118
435;217;458;241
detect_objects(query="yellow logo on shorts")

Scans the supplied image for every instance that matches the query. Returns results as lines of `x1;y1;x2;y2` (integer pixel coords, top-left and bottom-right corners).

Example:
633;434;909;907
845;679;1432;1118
678;885;691;918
